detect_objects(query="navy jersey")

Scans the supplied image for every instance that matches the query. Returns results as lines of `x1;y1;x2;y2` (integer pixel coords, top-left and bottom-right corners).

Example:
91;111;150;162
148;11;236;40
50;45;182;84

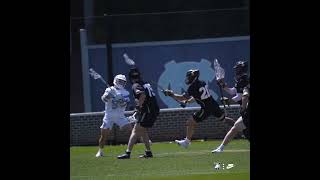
184;80;215;108
132;81;159;114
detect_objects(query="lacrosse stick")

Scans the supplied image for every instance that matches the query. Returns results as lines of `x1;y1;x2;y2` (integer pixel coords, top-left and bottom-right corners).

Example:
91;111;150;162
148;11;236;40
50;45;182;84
123;53;136;66
122;53;185;108
89;68;109;87
149;81;186;108
213;59;228;110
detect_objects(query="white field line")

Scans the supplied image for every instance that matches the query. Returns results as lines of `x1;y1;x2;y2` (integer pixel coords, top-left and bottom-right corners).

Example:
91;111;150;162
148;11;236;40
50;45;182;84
155;149;249;157
71;170;248;179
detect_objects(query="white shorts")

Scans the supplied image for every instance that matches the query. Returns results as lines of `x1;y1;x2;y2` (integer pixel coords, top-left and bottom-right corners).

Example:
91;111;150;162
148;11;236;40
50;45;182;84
100;115;130;130
234;116;247;131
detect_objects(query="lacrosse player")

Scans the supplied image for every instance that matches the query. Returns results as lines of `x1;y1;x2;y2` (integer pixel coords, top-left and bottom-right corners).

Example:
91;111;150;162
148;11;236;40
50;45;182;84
163;69;234;148
212;61;250;153
95;74;131;157
117;67;160;159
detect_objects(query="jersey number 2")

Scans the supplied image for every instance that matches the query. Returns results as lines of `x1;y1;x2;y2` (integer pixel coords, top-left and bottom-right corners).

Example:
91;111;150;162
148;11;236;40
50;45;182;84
199;85;210;100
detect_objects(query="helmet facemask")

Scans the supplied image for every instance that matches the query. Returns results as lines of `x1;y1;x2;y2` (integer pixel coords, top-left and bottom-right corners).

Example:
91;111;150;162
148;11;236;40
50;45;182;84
233;61;248;81
114;74;127;89
185;69;200;85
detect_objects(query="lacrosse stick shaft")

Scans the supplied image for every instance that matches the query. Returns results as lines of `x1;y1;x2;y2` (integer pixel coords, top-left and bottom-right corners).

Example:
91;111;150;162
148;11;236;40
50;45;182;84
219;86;226;107
96;77;110;88
99;78;108;86
218;85;228;114
149;81;186;108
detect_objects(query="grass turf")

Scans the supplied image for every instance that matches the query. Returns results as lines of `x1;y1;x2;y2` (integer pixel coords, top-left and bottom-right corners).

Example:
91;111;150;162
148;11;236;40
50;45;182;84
71;139;250;180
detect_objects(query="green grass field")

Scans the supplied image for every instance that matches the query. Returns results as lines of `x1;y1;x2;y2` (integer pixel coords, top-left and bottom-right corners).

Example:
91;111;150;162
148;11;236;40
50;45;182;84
70;139;250;180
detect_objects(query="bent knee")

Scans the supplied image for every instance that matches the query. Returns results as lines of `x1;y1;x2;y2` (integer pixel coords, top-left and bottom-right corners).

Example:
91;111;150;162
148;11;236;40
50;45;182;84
231;124;243;132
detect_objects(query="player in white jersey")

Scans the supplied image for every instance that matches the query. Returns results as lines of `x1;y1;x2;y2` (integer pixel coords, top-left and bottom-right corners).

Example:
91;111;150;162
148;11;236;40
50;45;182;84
96;74;131;157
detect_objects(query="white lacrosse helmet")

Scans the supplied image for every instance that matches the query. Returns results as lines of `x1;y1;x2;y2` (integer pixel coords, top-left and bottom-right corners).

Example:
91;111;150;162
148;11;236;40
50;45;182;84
113;74;127;89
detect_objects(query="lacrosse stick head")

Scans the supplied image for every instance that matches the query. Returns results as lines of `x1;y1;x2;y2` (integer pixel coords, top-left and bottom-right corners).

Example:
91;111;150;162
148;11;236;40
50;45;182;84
233;61;248;77
89;68;101;79
213;59;225;81
123;53;136;66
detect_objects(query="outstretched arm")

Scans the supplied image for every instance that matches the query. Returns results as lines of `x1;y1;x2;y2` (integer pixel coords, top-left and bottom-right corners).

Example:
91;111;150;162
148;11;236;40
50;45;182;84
217;79;237;96
163;90;190;102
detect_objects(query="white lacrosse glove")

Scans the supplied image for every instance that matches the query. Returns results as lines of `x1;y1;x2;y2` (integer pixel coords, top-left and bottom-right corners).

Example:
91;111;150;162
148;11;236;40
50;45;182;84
127;112;138;123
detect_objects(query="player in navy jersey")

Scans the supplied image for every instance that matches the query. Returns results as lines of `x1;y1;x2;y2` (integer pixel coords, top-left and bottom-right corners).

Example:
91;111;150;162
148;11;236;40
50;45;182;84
117;67;160;159
212;61;250;153
163;69;233;148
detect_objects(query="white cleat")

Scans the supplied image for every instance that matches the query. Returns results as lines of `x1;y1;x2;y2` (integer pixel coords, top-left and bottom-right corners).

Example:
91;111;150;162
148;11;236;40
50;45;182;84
95;151;104;157
175;139;190;149
211;147;224;154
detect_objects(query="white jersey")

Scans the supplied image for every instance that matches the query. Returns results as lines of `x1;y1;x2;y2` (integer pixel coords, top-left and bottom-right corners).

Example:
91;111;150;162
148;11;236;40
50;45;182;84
102;86;130;119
